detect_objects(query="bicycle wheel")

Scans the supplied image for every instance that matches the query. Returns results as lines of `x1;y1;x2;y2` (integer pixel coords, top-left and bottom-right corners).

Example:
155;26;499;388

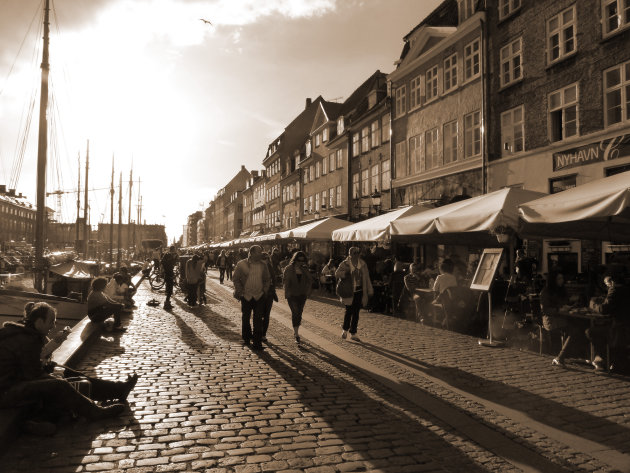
149;270;165;290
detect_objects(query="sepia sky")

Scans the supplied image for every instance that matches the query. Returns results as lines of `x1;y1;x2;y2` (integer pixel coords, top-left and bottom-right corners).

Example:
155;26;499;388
0;0;441;242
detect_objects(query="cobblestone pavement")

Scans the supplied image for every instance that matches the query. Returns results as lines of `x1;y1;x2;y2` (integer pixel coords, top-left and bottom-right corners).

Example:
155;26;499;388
2;270;629;473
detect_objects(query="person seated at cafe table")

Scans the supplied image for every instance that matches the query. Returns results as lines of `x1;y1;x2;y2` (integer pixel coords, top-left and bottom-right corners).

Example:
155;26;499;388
432;259;458;297
586;273;630;372
541;271;586;367
404;263;433;322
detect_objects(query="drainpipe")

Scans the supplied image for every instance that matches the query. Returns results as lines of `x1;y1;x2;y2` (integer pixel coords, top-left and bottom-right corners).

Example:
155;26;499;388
480;15;489;194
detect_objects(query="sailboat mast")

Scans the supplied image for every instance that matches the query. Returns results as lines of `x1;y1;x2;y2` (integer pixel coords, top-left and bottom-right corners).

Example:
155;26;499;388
109;157;114;267
75;153;80;246
83;140;89;257
117;172;122;269
34;0;51;293
128;167;133;256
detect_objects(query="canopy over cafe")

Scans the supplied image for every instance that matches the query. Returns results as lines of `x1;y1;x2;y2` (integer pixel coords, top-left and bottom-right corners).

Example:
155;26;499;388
489;130;630;280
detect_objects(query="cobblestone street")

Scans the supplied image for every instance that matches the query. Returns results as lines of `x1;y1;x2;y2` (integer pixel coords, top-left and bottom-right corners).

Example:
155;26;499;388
2;272;630;473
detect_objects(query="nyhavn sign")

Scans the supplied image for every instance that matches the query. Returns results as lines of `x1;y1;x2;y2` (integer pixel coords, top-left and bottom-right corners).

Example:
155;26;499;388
553;134;630;171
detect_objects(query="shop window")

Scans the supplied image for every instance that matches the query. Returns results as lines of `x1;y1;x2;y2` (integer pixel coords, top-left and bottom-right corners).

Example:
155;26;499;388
549;174;576;194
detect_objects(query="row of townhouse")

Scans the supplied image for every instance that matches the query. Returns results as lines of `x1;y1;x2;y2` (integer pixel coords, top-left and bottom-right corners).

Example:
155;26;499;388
0;185;37;245
190;0;630;253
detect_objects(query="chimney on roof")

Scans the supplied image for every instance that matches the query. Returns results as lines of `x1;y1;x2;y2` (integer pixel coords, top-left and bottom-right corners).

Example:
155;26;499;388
305;98;312;109
18;193;23;198
241;165;246;170
8;188;16;197
0;185;6;194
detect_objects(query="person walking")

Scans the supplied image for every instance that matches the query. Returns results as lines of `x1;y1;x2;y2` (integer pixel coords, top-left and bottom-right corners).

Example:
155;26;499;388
217;250;227;284
226;251;235;281
232;245;271;351
185;254;203;307
283;251;313;344
161;245;179;310
335;246;373;341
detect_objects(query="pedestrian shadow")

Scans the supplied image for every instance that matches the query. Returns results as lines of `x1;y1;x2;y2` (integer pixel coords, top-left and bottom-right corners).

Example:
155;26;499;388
171;312;213;353
259;343;573;473
357;341;630;457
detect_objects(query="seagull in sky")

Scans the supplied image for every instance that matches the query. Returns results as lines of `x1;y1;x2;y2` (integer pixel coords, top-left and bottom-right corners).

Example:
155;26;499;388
200;18;213;25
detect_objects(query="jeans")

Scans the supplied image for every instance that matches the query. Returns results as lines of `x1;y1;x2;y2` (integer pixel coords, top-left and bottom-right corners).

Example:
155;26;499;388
262;292;274;337
0;371;127;420
164;274;174;301
343;290;363;334
288;295;307;328
88;303;123;326
219;267;226;284
241;296;266;346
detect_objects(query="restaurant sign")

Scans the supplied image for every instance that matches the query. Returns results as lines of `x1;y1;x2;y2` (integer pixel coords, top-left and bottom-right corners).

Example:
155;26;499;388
552;134;630;171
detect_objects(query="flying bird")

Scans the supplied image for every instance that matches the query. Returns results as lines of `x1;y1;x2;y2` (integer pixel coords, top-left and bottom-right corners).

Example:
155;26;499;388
200;18;213;25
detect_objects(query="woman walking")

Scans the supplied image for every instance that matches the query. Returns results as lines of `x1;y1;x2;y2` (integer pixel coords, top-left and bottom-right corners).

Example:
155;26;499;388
335;246;373;341
217;250;227;284
283;251;313;344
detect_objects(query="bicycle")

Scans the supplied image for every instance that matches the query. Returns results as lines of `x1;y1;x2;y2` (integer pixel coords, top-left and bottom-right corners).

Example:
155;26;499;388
148;266;165;290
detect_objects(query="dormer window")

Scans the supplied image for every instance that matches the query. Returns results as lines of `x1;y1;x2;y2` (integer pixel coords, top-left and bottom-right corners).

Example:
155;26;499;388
306;139;312;157
458;0;475;24
337;117;345;135
322;127;328;142
368;90;378;109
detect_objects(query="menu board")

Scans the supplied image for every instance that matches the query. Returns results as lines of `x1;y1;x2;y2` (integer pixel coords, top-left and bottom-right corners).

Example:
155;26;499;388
470;248;504;291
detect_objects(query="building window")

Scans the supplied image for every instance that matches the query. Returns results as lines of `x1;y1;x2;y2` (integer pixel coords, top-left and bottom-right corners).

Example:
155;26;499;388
336;185;342;207
309;165;314;182
381;113;390;143
602;0;630;36
501;105;524;155
329;152;336;172
458;0;475;23
464;110;481;158
395;85;406;117
352;133;360;157
606;163;630;176
464;38;480;81
315;133;321;147
371;120;380;148
499;0;521;20
337;117;345;135
547;5;576;64
336;149;343;168
410;75;422;110
323;127;328;142
361;126;370;153
306;140;312;157
352;173;360;199
315;193;320;211
322;155;328;175
500;37;522;87
549;175;576;194
549;83;578;141
371;164;380;192
382;160;390;190
426;65;439;102
321;190;327;209
303;169;308;184
361;169;370;196
425;128;439;170
329;187;335;208
409;135;421;174
604;60;630;126
315;161;321;179
443;120;458;164
309;195;313;212
395;141;407;179
444;54;457;92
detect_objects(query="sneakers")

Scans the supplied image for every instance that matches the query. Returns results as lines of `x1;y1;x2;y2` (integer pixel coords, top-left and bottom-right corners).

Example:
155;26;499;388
592;360;605;371
552;357;565;367
351;334;361;342
295;335;301;344
341;330;348;339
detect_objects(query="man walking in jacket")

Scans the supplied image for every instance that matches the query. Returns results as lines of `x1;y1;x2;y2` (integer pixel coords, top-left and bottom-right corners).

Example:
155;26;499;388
233;245;271;351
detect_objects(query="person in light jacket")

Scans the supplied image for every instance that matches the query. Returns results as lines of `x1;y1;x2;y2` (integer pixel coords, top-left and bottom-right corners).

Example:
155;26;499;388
283;251;313;345
335;246;373;342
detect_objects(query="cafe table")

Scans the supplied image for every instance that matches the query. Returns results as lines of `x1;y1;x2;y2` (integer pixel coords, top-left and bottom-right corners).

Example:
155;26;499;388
559;306;612;369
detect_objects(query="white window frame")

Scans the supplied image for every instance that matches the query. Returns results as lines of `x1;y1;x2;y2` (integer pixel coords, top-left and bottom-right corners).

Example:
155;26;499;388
464;110;482;158
352;132;360;157
329;152;336;172
329;187;334;208
395;85;406;118
425;128;439;171
547;5;577;65
309;165;314;182
337;117;345;135
464;38;481;82
336;185;342;207
322;127;328;142
549;83;579;141
381;160;391;190
459;0;475;23
321;190;327;209
371;164;380;192
336;149;343;168
361;126;370;153
498;0;521;20
306;140;312;157
444;53;458;93
315;161;321;179
426;65;439;102
443;120;458;165
500;37;523;88
602;0;630;37
352;173;360;199
361;169;370;197
500;105;525;156
409;135;422;174
604;60;630;127
371;120;380;148
322;155;328;175
410;75;422;110
315;193;320;211
381;113;390;143
315;133;321;147
395;141;407;179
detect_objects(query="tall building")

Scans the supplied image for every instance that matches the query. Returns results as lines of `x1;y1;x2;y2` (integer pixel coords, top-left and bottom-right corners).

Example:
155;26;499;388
0;185;36;245
388;0;485;208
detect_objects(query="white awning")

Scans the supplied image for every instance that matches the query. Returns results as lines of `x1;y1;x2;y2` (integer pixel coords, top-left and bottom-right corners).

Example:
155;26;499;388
279;217;352;241
519;171;630;242
332;206;426;241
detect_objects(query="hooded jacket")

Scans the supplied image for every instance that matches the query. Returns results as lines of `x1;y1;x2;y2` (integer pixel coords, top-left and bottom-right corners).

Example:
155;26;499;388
0;321;47;392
